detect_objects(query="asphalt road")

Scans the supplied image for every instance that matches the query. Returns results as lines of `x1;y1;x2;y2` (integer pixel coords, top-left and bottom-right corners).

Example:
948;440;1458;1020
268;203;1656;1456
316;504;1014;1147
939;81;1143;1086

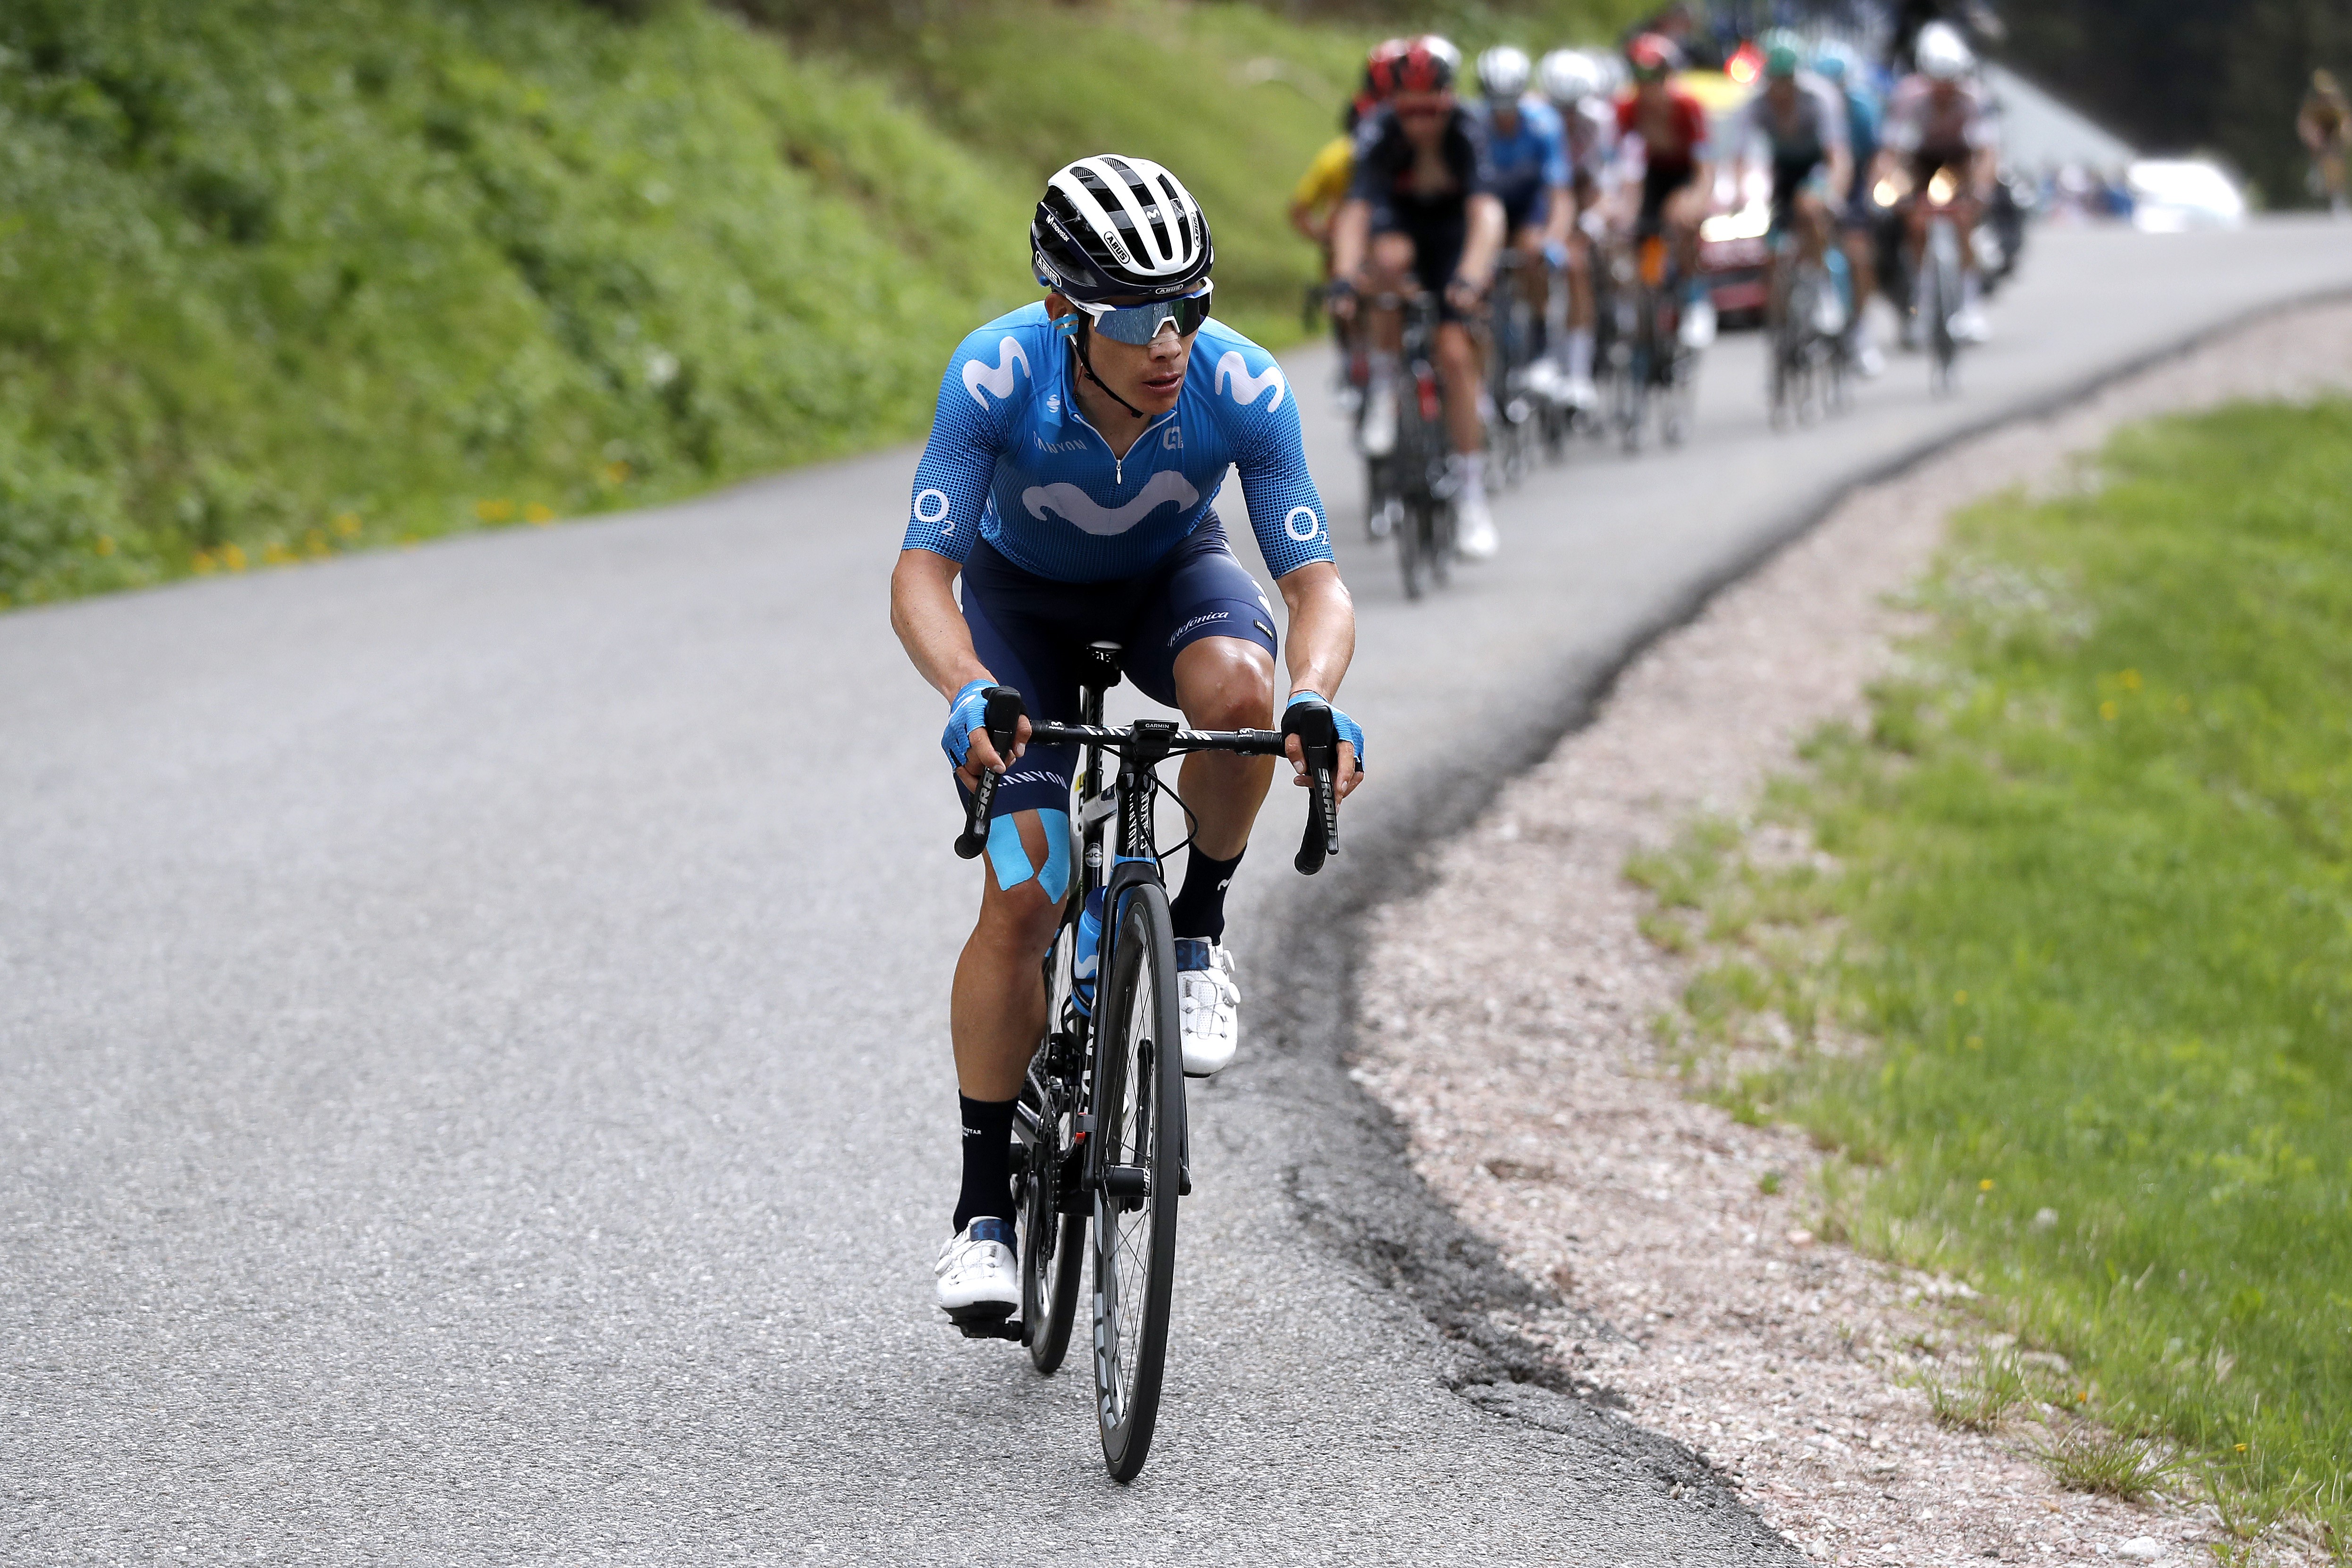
6;220;2348;1566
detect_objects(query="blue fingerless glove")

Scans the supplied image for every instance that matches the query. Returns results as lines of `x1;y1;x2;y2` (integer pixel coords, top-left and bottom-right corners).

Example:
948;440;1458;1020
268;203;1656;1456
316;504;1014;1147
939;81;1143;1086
942;679;992;768
1286;690;1365;773
1543;239;1570;271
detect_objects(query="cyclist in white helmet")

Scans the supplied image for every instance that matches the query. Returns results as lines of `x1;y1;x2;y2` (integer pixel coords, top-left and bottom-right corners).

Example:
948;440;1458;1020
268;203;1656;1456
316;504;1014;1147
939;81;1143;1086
1469;46;1575;404
1876;21;1998;344
897;155;1364;1329
1538;47;1615;411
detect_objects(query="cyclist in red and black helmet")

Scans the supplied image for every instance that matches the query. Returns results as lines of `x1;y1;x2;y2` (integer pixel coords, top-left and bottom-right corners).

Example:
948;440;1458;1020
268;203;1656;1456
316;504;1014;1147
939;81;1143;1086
1615;32;1718;346
1328;35;1508;562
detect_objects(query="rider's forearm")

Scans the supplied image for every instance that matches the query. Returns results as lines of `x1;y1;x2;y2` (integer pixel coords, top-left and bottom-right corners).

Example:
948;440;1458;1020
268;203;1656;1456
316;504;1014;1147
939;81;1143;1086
1460;194;1507;285
891;548;992;701
1829;149;1854;207
1544;186;1574;249
1330;199;1371;283
1275;561;1355;703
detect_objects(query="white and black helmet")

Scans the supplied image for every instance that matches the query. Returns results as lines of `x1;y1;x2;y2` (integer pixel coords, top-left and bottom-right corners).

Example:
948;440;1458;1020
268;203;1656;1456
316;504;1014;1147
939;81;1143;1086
1031;154;1213;304
1476;44;1533;100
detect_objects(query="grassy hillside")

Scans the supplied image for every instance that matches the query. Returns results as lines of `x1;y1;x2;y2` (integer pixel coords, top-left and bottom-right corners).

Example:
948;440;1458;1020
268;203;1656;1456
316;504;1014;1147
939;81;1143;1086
0;0;1396;607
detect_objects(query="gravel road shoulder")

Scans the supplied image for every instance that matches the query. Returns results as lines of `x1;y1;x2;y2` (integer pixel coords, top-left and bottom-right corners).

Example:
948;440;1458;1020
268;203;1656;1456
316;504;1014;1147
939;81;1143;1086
1352;301;2352;1568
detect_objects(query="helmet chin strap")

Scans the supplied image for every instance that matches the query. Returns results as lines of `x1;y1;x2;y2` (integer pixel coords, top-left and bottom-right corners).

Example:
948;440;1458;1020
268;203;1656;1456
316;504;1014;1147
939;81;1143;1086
1070;321;1150;421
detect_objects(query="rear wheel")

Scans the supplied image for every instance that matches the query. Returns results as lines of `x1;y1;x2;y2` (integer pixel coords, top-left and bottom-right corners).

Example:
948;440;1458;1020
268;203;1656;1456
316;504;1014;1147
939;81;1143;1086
1018;1076;1084;1373
1089;883;1184;1483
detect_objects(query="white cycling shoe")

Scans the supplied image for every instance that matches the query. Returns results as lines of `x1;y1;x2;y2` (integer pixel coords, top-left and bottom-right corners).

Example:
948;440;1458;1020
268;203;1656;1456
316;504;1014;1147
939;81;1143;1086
1680;296;1718;350
1455;489;1500;561
1174;939;1240;1078
935;1217;1019;1327
1357;380;1398;457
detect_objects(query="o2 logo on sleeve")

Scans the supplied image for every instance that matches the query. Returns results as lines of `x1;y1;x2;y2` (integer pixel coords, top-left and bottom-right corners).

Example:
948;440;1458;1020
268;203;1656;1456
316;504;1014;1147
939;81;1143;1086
913;488;952;532
1284;505;1322;543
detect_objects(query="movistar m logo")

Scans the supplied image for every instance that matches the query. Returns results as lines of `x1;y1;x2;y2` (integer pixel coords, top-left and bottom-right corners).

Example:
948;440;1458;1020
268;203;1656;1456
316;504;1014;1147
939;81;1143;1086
1021;471;1200;537
962;336;1031;408
1213;351;1285;412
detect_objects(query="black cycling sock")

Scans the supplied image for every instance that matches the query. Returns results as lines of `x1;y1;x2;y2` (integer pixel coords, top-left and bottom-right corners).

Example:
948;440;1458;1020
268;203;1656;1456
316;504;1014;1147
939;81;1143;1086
953;1093;1019;1233
1168;846;1245;941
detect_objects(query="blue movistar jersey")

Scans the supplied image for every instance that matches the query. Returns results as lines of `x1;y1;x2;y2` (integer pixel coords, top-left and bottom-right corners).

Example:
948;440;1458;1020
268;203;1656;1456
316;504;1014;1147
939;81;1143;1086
902;303;1333;584
1470;96;1571;206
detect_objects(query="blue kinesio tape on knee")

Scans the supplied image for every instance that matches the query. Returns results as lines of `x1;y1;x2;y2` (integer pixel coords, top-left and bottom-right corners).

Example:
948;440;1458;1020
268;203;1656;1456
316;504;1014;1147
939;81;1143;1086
986;809;1074;901
986;812;1035;892
1037;809;1072;904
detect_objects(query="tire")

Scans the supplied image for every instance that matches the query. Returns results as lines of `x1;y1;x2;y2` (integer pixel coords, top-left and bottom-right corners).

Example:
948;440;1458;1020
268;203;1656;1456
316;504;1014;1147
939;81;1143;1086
1927;219;1960;396
1398;502;1426;600
1089;882;1184;1483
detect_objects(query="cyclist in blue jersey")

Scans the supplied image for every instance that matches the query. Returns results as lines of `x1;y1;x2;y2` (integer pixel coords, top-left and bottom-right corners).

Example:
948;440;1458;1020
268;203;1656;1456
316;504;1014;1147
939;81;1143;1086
1813;39;1888;378
1470;46;1575;406
891;155;1365;1324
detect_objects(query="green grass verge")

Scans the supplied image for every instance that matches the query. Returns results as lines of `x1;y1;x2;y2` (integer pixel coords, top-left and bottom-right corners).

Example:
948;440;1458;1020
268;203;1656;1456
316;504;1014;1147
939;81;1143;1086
1648;400;2352;1552
0;0;1384;607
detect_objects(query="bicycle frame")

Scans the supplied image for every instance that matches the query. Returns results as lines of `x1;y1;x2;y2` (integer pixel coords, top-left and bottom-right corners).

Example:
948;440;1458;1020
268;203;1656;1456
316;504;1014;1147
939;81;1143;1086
975;646;1337;1203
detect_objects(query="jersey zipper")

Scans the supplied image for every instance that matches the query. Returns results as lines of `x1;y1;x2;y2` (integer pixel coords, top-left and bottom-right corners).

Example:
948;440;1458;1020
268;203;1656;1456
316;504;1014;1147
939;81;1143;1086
1067;402;1174;490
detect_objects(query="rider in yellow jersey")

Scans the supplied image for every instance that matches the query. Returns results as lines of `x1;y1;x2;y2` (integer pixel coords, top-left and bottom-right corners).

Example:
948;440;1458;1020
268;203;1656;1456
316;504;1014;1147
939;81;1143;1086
1289;134;1357;251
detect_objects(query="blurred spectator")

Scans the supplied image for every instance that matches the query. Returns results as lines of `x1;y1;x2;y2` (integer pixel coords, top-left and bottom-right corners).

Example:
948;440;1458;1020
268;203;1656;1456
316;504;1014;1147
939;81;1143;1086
2300;70;2350;217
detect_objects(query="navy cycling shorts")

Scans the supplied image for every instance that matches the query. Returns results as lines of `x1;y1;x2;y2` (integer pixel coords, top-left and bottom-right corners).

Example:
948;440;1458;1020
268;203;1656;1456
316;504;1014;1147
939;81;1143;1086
1499;181;1552;236
959;515;1280;821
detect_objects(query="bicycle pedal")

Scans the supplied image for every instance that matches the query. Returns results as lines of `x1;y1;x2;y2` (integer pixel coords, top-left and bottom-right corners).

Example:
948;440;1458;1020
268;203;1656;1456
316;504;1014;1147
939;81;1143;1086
957;1318;1025;1342
946;1304;1021;1341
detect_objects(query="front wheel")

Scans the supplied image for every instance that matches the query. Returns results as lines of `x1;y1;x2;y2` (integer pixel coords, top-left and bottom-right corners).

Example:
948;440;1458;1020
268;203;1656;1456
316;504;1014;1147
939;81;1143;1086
1089;882;1184;1483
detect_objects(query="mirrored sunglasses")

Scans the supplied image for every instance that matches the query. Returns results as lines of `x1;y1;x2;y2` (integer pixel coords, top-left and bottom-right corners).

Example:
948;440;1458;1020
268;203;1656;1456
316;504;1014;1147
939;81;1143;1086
1071;283;1214;345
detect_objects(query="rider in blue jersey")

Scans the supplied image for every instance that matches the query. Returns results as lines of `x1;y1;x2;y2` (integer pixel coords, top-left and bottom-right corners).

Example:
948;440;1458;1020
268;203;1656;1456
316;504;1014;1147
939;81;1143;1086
1470;46;1575;403
893;155;1365;1325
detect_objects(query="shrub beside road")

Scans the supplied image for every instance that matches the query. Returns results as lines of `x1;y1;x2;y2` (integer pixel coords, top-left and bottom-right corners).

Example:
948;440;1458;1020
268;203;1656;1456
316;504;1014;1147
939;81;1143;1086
1667;400;2352;1546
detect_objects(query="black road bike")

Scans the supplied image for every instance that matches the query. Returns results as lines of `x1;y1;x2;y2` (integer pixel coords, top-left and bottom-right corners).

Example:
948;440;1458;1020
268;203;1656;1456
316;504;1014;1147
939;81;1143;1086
1484;249;1543;487
1612;228;1697;453
1362;292;1458;602
950;645;1343;1482
1765;228;1846;429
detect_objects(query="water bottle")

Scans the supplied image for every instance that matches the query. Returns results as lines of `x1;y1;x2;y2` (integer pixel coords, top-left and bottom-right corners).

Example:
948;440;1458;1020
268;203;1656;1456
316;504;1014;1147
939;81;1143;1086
1072;886;1105;1014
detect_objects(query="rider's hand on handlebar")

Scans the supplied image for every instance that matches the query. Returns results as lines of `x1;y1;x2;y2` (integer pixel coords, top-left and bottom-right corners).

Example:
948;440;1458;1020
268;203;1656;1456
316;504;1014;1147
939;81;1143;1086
1282;693;1364;802
957;716;1032;793
943;678;1031;792
1327;277;1360;323
1444;272;1488;313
